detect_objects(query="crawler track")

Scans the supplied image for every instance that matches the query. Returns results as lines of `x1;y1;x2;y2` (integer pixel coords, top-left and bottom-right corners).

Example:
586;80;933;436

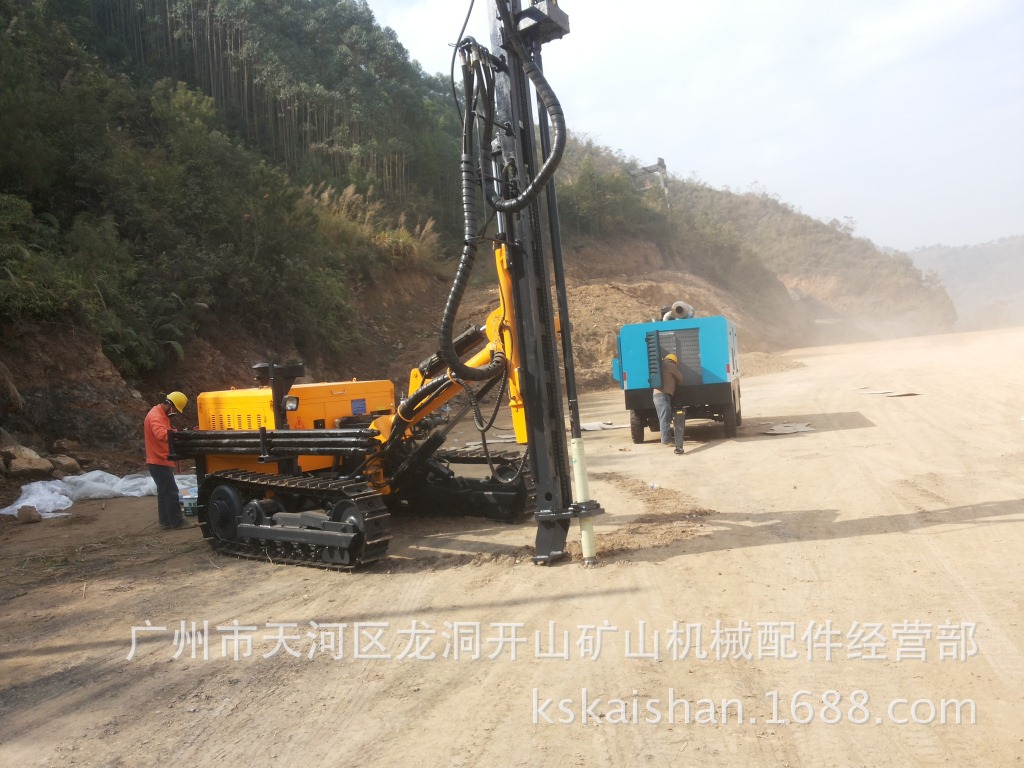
198;470;391;570
191;447;533;570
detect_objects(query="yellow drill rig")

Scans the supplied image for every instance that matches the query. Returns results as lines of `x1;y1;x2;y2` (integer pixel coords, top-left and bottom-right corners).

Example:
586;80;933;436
169;0;603;568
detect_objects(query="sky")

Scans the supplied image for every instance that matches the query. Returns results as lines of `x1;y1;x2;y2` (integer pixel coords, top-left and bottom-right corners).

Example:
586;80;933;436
373;0;1024;252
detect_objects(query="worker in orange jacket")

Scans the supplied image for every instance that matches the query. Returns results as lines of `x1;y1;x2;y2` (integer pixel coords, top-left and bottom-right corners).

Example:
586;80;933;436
144;391;195;530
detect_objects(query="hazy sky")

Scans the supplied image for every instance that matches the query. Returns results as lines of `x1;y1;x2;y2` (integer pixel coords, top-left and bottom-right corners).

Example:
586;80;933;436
373;0;1024;252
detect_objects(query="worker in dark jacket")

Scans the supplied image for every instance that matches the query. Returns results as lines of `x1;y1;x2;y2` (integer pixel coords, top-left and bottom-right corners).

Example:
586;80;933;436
653;353;685;445
144;391;195;530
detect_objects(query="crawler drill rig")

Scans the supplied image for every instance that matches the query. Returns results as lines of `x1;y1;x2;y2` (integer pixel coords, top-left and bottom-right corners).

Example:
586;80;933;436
169;0;603;568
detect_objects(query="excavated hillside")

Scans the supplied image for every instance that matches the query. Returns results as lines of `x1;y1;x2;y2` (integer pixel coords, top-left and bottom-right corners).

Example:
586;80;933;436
0;234;893;504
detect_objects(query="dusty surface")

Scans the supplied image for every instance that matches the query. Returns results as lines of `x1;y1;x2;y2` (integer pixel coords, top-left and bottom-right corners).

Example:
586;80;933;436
1;327;1022;766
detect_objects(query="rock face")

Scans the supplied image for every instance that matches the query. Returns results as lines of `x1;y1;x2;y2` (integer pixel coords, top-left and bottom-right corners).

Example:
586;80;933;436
0;361;24;417
0;322;150;449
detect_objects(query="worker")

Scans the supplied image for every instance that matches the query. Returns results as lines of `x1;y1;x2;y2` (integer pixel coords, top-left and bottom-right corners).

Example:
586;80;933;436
653;353;685;446
144;391;195;530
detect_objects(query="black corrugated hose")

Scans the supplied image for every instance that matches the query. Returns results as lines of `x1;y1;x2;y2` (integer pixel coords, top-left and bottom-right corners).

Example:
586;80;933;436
438;40;507;383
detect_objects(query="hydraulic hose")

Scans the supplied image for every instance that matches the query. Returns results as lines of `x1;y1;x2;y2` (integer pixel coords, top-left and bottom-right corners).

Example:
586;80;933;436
383;373;451;457
438;43;507;383
438;7;569;380
485;0;566;213
484;60;565;213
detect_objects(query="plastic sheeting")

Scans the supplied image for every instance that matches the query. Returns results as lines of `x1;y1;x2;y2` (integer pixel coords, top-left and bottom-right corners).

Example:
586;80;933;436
0;470;198;519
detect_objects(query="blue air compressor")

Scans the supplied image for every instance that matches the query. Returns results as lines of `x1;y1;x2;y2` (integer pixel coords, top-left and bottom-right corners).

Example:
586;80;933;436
611;302;742;442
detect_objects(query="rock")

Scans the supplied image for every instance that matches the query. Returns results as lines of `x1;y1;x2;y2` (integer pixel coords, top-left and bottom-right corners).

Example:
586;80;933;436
8;456;55;478
49;454;82;474
52;438;84;454
16;506;43;524
1;444;42;462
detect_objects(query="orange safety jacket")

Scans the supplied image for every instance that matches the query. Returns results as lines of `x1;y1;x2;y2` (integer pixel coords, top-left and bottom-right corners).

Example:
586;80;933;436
144;404;175;466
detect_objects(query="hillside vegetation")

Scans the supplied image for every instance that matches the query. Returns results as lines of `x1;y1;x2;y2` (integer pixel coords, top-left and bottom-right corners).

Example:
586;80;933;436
1;0;956;448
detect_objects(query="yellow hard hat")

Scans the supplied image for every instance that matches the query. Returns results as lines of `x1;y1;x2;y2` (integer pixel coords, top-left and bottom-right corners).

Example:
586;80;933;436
165;391;188;413
664;353;678;363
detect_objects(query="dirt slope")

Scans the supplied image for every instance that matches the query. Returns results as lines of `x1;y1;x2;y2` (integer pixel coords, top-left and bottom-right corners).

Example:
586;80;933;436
0;246;760;511
1;327;1021;766
1;237;799;452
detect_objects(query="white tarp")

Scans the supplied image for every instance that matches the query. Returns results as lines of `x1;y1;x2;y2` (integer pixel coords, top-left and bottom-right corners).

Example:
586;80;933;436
0;470;197;519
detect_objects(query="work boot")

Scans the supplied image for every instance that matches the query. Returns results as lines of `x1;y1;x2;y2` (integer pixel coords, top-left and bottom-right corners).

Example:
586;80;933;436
162;519;197;530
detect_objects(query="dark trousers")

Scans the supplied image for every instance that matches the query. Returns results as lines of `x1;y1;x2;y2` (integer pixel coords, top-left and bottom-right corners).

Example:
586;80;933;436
148;463;182;528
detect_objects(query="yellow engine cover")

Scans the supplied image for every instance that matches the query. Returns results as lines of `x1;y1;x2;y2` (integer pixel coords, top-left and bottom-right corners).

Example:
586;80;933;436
196;379;396;475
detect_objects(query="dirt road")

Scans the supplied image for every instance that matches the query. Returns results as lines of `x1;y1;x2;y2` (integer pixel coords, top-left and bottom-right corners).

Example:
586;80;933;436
2;328;1022;766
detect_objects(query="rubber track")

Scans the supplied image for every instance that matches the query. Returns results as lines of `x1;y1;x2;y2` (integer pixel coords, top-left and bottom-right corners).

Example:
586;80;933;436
199;448;530;570
435;447;536;519
434;447;525;465
200;470;390;571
